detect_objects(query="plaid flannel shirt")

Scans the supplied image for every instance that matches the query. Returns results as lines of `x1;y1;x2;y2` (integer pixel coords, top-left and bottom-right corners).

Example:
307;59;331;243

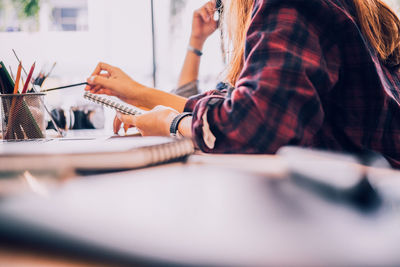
184;0;400;168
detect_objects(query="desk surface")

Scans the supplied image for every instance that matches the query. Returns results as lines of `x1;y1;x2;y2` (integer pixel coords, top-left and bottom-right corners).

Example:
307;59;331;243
0;133;400;266
0;154;400;266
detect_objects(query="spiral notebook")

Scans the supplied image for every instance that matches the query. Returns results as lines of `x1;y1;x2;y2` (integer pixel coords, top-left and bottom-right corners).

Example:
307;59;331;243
84;92;144;115
0;136;195;172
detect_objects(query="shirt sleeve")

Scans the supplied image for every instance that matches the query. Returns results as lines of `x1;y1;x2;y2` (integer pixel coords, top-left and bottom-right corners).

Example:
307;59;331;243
189;4;340;153
170;80;200;98
184;89;227;113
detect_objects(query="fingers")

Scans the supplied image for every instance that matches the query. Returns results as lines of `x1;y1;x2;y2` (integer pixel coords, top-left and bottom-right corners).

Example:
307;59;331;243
123;124;130;134
206;1;219;23
195;1;216;22
85;62;115;91
91;62;115;77
113;115;122;134
88;84;102;93
91;74;110;92
85;62;114;91
204;1;217;17
206;0;217;13
96;89;113;95
86;75;113;90
116;112;137;126
99;73;111;78
198;8;211;22
114;114;136;135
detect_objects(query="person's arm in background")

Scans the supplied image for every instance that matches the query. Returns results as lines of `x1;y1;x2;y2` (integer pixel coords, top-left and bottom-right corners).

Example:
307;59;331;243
177;0;218;87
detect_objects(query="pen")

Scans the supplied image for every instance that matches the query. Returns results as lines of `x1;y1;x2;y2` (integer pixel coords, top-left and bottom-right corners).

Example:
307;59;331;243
41;82;88;92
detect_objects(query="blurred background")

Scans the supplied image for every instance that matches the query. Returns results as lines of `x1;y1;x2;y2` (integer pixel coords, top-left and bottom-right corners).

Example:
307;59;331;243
0;0;399;131
0;0;224;131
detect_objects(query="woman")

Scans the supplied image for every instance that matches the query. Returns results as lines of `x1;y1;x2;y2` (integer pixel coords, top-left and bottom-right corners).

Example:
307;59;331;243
85;0;400;167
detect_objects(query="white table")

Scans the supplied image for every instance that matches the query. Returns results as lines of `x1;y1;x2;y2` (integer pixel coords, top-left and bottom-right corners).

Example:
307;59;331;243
0;151;400;266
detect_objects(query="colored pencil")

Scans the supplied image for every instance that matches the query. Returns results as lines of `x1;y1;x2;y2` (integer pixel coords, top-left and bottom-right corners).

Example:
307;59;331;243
45;62;57;78
21;62;35;94
13;62;22;94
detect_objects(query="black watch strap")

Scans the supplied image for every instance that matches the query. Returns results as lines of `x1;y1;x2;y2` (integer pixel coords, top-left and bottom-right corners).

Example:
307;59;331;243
188;45;203;56
170;112;192;137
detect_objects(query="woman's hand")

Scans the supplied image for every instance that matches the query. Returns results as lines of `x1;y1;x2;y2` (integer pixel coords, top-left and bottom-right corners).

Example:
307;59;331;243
85;62;150;108
190;1;218;48
114;106;179;136
177;1;218;87
86;62;189;112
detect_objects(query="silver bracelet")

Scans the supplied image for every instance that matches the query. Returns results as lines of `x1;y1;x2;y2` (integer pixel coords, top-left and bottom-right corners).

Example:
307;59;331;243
188;45;203;56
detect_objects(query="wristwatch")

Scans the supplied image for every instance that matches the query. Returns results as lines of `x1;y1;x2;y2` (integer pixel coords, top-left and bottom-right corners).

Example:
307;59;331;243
170;112;192;137
188;45;203;56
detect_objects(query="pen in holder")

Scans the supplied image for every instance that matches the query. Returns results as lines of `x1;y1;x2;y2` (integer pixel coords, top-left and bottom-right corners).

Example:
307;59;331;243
0;93;46;140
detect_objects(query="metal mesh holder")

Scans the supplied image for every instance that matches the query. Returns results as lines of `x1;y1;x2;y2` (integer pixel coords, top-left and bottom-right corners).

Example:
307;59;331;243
0;93;46;140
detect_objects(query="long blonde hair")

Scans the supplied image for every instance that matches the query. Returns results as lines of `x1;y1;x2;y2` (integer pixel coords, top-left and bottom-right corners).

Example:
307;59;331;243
222;0;400;86
221;0;254;86
353;0;400;67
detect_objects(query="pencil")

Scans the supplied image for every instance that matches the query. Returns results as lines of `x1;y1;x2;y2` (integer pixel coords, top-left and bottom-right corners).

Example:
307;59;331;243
21;62;35;94
45;62;57;78
41;82;88;92
13;62;22;94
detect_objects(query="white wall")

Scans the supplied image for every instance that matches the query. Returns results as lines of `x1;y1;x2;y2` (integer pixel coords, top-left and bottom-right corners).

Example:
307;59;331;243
0;0;154;86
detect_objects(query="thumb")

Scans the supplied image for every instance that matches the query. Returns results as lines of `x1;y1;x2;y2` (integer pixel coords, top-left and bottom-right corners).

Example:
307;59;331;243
87;75;114;89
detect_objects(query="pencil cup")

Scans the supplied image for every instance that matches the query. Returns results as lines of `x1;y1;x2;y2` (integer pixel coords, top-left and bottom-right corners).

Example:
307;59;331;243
0;93;46;140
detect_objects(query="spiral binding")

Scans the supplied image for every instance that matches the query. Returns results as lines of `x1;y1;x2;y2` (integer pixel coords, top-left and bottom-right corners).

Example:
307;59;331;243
145;138;194;165
84;92;142;116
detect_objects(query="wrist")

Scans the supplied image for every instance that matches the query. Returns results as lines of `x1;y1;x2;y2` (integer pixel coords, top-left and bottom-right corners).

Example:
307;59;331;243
178;116;192;138
188;45;203;57
134;85;156;109
166;110;179;136
189;36;205;51
169;112;192;137
124;80;146;100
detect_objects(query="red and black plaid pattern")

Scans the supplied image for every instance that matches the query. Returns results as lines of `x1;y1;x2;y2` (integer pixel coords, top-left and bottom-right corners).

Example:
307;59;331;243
184;0;400;168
